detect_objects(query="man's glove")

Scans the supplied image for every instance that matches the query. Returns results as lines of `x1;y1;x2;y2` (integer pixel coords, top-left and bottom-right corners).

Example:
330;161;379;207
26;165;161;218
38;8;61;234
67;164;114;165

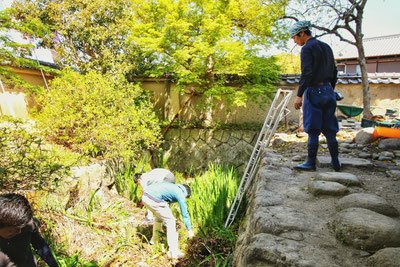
188;229;194;238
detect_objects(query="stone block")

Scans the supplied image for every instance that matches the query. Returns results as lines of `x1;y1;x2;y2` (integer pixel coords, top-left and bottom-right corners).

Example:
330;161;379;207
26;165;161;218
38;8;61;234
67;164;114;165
308;181;349;196
180;129;190;140
367;248;400;267
189;128;200;141
336;193;399;217
213;129;224;141
316;172;360;186
334;208;400;250
221;130;230;143
231;130;243;140
242;131;256;144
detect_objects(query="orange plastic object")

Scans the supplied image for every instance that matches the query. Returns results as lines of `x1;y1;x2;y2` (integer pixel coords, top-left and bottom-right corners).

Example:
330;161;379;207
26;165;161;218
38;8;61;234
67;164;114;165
373;127;400;139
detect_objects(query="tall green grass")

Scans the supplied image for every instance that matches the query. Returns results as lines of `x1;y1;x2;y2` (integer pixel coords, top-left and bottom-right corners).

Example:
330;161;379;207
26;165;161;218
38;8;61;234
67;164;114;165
114;160;241;265
114;156;153;204
116;157;240;232
187;164;240;231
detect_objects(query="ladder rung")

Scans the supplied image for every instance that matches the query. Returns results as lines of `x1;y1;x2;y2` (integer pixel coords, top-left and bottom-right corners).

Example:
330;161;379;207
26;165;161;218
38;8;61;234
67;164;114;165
225;88;292;227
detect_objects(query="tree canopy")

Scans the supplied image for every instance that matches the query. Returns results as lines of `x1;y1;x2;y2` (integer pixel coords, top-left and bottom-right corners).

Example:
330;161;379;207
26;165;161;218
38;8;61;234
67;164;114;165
12;0;289;112
275;52;301;74
12;0;156;75
127;0;288;108
0;8;55;89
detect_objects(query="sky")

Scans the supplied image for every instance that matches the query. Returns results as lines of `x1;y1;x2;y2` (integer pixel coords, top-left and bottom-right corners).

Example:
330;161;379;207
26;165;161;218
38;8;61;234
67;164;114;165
280;0;400;56
362;0;400;38
1;0;400;60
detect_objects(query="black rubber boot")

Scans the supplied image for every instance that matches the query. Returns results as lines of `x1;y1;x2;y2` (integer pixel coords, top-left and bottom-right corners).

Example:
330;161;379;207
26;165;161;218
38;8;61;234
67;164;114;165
328;142;341;171
294;144;318;171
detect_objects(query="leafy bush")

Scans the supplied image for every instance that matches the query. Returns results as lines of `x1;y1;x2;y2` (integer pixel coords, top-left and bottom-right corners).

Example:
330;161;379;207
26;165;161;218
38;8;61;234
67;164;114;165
0;118;69;190
34;70;161;158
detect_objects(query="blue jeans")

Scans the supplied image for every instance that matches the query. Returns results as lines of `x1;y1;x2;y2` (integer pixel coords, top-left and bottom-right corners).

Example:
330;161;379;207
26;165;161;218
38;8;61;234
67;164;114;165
303;83;339;145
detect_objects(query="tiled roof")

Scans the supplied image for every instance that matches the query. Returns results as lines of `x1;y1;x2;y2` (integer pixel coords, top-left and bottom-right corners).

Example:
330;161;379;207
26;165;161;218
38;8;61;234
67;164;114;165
280;73;400;85
335;34;400;59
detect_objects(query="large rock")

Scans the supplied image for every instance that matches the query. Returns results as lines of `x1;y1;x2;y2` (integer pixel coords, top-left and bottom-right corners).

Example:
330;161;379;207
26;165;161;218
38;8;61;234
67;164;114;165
318;156;373;168
316;172;361;186
308;180;349;196
355;128;376;144
334;208;400;250
250;188;285;211
367;247;400;267
251;206;324;235
378;138;400;150
233;233;337;267
387;170;400;179
336;193;399;217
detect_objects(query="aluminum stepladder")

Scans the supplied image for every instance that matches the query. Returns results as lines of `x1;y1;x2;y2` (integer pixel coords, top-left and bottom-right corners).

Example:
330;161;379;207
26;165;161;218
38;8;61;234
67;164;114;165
225;88;293;228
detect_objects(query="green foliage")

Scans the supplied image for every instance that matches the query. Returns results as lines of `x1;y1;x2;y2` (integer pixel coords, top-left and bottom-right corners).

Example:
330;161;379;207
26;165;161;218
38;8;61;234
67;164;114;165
189;226;236;266
186;164;240;231
126;0;288;109
0;8;48;64
34;69;162;158
275;52;301;74
11;0;288;113
0;117;69;190
12;0;155;76
0;8;56;92
114;156;153;204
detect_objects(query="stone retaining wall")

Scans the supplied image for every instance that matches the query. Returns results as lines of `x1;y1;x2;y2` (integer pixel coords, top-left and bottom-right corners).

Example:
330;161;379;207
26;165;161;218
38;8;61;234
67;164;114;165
162;128;259;173
233;148;400;266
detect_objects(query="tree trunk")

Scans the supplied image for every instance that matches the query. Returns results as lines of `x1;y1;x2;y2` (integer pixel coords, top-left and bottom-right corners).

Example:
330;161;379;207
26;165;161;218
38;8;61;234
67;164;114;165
356;41;372;118
202;54;214;127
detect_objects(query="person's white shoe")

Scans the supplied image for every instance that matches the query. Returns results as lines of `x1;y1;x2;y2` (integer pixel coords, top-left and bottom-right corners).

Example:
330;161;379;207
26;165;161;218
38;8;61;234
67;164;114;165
167;250;185;259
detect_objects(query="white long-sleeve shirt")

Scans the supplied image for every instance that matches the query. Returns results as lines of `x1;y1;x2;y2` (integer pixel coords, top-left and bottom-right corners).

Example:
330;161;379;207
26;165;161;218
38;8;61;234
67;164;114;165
141;168;175;190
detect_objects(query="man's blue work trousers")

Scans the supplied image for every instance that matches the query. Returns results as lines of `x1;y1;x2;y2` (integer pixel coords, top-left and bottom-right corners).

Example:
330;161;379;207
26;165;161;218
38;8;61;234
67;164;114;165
303;83;339;142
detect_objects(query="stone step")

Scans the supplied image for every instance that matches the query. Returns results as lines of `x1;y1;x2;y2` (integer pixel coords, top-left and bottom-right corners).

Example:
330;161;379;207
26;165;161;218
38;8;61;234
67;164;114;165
334;208;400;250
308;180;349;196
336;193;399;217
318;156;373;168
315;172;361;186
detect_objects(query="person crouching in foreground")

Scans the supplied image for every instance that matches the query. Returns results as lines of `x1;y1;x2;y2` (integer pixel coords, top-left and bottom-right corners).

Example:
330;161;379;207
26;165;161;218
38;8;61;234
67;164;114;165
0;193;58;267
289;20;341;171
134;168;176;223
141;182;194;259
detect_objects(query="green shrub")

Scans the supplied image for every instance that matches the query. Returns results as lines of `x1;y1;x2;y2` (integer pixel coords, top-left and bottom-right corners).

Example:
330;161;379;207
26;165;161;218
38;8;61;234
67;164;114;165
34;70;161;158
0;118;69;190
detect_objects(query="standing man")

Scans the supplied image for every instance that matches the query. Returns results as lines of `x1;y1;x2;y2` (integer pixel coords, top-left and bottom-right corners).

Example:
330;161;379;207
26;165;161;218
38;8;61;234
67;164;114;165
141;182;194;259
289;21;341;171
134;168;176;222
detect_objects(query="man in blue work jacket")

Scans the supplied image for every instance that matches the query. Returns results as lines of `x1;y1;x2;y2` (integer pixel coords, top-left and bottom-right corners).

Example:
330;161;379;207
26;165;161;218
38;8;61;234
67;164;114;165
289;21;341;171
141;182;194;259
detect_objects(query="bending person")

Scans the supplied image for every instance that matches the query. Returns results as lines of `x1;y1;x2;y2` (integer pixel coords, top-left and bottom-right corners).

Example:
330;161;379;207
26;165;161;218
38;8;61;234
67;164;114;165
141;182;194;259
135;168;176;222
